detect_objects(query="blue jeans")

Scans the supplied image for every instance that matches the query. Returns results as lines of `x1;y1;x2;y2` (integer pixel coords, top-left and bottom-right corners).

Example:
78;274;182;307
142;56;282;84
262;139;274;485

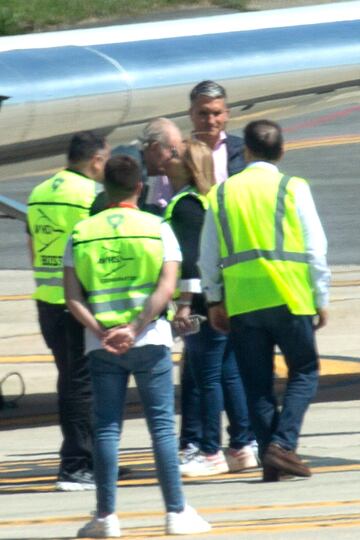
89;345;184;515
183;321;253;454
230;306;319;457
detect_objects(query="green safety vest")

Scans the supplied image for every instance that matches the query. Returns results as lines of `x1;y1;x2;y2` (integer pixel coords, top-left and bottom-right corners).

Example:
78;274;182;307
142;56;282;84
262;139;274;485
164;186;209;222
27;170;99;304
164;187;209;300
208;166;316;316
72;207;164;328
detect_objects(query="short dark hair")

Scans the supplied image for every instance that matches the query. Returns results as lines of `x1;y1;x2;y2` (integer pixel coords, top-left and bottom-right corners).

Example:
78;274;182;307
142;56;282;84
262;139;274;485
104;155;141;200
67;131;107;163
244;120;283;161
190;80;227;104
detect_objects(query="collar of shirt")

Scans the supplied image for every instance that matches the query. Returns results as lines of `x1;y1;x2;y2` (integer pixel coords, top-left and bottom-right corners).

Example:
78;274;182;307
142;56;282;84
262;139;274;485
65;167;91;180
213;130;227;150
212;131;228;184
246;161;279;173
107;202;138;209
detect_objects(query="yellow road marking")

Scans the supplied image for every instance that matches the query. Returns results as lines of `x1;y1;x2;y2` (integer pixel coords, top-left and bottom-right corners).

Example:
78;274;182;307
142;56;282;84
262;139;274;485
332;280;360;287
2;504;360;536
1;353;359;375
0;275;358;304
231;105;295;122
0;354;53;363
0;294;32;301
1;463;360;489
285;134;360;150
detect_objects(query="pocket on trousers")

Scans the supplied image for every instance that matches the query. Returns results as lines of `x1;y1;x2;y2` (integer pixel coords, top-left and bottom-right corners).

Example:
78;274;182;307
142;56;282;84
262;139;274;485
134;345;172;375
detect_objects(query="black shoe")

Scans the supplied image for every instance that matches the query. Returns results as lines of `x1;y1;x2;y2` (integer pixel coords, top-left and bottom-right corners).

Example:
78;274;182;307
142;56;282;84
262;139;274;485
56;470;95;491
118;466;131;479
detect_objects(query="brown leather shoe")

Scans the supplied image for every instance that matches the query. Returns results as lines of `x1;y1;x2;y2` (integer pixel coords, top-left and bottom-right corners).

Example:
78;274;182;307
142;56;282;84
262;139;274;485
262;443;311;478
263;464;280;482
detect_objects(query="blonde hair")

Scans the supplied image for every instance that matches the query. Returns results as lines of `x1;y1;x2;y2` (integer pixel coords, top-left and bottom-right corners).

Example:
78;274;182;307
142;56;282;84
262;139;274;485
183;139;215;195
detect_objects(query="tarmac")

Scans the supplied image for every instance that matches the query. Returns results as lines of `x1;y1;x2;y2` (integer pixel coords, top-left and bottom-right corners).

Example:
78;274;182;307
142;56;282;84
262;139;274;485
1;265;360;425
1;267;360;539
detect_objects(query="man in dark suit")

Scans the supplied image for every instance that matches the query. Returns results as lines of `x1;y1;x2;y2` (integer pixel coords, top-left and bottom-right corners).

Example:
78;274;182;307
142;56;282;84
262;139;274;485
189;80;245;182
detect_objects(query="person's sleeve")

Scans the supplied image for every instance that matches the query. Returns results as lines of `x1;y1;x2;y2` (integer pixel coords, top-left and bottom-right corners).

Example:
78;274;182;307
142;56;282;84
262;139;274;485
89;191;107;216
198;206;223;302
63;237;74;268
171;197;204;293
160;221;182;263
296;181;331;308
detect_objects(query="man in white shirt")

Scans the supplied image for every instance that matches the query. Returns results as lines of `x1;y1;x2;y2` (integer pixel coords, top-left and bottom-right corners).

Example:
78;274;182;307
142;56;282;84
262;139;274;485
64;155;210;538
199;119;330;482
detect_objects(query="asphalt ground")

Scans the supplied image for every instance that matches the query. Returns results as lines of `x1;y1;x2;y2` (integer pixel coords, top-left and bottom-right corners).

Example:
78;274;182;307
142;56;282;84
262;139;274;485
1;34;360;538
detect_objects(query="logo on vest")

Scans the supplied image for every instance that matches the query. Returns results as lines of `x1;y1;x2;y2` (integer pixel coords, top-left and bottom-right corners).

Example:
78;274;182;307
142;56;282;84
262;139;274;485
107;214;124;230
98;247;134;279
51;177;65;191
34;208;65;253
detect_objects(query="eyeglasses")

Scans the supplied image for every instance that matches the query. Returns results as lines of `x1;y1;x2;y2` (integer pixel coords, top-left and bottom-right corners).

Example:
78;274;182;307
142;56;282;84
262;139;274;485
164;145;180;160
139;138;180;160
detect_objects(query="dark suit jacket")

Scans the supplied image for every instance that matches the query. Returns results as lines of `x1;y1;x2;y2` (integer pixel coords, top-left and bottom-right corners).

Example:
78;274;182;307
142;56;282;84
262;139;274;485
225;133;246;177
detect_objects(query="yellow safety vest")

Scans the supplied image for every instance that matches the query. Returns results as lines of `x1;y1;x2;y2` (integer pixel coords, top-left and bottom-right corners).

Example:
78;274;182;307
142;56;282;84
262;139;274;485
208;166;316;316
72;207;164;328
27;169;99;304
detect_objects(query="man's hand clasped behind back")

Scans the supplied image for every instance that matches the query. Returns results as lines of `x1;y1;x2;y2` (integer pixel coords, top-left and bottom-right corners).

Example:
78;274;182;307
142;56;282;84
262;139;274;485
102;325;136;355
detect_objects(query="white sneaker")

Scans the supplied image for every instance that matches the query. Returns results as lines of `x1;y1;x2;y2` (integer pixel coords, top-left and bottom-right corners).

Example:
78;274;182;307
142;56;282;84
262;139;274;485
166;504;211;535
180;450;229;477
56;470;95;491
225;444;259;472
179;443;199;465
77;513;121;538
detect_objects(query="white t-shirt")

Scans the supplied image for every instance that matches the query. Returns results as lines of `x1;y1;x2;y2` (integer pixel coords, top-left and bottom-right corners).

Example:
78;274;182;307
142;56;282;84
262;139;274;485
64;221;182;354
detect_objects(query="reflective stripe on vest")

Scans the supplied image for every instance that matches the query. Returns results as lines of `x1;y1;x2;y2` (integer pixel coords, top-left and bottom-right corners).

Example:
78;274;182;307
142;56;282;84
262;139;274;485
87;282;156;298
33;266;63;288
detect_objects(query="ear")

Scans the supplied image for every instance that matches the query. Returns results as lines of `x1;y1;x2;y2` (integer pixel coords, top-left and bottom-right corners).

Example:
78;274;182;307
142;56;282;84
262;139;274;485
136;181;143;197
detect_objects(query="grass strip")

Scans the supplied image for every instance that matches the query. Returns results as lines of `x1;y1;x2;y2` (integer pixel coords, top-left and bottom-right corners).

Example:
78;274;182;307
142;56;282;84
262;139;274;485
0;0;248;36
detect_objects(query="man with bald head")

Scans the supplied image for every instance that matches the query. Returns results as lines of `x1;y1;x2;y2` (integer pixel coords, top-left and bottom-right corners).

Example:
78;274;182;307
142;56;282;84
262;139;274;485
90;117;184;216
200;119;330;482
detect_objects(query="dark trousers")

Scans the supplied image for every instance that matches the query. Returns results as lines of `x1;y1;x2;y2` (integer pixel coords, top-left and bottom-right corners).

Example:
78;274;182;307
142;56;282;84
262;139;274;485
180;320;253;454
37;301;93;474
179;349;202;449
230;305;319;458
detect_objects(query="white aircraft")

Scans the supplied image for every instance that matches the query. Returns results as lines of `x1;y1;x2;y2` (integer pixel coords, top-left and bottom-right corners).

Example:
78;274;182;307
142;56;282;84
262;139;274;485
0;1;359;165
